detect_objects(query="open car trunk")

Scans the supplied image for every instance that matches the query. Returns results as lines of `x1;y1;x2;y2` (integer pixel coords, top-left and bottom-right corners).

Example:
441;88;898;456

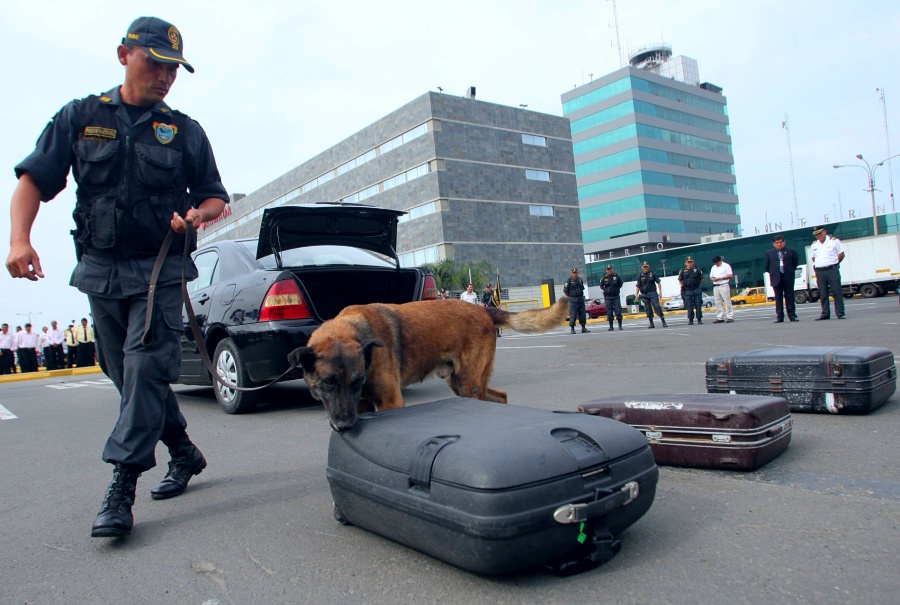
292;266;424;321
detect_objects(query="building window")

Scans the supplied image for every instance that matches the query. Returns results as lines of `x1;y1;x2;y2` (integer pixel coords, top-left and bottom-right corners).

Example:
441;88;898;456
522;134;547;147
525;169;551;181
399;201;438;223
399;245;439;267
529;205;554;217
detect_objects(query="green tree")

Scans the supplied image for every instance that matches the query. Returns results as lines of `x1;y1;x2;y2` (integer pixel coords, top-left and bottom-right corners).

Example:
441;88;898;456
423;259;495;291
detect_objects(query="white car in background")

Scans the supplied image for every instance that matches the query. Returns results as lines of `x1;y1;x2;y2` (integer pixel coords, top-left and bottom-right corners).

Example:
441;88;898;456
663;294;715;311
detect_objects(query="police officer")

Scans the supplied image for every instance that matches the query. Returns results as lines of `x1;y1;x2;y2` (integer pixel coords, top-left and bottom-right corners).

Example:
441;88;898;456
810;226;846;320
635;262;667;328
599;264;624;331
6;17;229;538
564;267;590;334
677;256;705;325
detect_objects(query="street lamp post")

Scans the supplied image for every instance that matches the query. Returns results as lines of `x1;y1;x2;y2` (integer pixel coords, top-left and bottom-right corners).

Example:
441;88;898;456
833;153;900;236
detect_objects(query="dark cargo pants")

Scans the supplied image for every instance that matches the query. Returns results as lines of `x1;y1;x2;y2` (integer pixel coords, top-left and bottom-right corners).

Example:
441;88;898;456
89;284;188;472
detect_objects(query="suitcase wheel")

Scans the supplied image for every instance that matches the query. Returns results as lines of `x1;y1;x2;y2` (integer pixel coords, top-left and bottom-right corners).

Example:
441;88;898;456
333;504;352;526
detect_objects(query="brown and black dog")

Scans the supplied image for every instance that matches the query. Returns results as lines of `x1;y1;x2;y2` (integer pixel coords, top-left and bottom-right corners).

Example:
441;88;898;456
288;297;569;431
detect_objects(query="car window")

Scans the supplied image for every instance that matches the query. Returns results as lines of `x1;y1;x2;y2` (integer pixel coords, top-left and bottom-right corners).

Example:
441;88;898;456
240;242;396;269
191;251;219;293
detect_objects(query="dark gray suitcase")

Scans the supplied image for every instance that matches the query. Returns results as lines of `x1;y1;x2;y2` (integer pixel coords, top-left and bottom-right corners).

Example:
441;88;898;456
706;347;896;414
326;398;659;575
579;394;792;470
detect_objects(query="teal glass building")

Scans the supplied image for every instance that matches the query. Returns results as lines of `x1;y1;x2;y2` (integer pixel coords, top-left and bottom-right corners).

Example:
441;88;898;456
561;45;741;260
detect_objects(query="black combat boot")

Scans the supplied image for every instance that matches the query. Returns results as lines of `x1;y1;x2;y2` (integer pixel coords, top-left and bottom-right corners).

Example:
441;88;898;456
618;320;623;331
661;318;668;328
608;321;614;332
570;327;576;334
150;437;207;500
581;325;590;333
91;464;141;538
648;320;655;329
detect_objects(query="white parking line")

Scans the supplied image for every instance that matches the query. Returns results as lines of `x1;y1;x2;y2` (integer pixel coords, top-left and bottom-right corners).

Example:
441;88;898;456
0;403;18;420
45;378;114;390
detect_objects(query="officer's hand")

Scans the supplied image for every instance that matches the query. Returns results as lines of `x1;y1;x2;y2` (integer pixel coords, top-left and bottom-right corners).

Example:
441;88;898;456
6;242;44;281
171;209;203;234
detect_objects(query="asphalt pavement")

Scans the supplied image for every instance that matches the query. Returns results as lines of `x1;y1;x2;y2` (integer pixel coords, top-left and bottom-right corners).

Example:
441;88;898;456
1;297;898;604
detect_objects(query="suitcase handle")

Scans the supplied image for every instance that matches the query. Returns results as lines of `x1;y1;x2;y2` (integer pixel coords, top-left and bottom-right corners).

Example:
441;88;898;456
553;481;639;524
408;435;460;491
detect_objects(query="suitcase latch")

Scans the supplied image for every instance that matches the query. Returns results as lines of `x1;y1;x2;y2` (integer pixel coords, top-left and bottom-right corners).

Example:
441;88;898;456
768;376;783;393
644;430;662;444
553;482;639;524
712;434;731;443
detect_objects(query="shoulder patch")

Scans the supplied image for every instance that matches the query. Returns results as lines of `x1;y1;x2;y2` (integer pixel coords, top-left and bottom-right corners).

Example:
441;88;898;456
99;96;112;103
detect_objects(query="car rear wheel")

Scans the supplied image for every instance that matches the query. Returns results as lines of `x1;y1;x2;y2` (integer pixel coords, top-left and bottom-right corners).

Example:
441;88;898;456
794;291;809;304
213;338;259;414
704;301;713;308
859;284;880;298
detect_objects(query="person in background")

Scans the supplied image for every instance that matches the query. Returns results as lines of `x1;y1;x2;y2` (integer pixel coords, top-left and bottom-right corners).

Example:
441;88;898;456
482;283;502;337
564;267;590;334
48;320;67;369
677;256;704;325
0;323;15;375
764;235;800;323
599;264;624;331
16;324;40;372
710;256;735;323
635;262;667;329
809;226;846;320
460;284;479;304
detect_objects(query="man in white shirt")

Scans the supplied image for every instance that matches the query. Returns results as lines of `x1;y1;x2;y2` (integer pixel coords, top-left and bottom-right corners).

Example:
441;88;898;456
16;323;41;373
39;326;51;370
460;284;479;304
709;256;735;323
47;320;66;370
0;323;16;375
809;226;846;320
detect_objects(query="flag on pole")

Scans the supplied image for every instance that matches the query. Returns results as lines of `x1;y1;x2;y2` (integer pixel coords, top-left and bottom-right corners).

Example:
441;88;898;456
493;270;502;308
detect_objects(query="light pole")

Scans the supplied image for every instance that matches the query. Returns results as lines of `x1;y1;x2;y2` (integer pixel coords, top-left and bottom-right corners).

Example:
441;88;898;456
833;153;900;236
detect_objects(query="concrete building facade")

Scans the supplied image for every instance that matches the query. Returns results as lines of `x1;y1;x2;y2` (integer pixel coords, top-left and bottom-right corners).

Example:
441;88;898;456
561;44;741;262
199;91;585;287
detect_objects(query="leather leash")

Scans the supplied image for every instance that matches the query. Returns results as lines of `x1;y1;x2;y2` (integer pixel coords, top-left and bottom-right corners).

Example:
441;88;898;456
142;223;298;392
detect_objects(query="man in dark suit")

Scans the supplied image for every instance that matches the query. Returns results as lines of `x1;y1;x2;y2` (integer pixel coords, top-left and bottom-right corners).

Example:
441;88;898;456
764;235;800;323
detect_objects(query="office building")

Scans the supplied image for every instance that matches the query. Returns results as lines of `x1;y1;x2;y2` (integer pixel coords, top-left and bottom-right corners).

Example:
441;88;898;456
561;44;741;261
200;90;585;287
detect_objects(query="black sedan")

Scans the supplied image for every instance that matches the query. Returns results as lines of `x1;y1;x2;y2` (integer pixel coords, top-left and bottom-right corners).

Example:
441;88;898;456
176;204;437;414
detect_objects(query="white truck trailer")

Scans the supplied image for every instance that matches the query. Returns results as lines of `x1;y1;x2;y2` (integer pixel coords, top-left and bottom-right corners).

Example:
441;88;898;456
765;233;900;304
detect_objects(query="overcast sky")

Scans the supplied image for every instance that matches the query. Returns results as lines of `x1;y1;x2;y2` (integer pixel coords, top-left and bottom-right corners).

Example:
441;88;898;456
2;0;898;326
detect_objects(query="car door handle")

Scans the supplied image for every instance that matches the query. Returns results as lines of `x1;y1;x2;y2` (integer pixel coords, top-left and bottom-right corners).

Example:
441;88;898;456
196;294;210;305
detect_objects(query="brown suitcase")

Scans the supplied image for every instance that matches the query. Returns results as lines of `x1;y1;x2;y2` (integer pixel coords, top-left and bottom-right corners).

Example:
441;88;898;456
578;394;792;471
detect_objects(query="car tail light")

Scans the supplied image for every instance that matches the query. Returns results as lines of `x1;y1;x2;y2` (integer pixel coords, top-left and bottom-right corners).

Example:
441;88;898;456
259;279;311;321
421;274;438;300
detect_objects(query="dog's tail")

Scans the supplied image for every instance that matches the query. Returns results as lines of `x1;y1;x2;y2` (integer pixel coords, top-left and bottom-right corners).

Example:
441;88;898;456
487;297;569;333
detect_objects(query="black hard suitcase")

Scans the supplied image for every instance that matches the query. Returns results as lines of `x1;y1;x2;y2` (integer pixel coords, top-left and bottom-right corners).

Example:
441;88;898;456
578;394;792;470
326;398;659;575
706;347;896;414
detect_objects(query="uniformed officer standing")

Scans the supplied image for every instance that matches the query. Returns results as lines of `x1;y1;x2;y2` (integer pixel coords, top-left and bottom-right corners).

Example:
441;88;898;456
564;267;590;334
809;226;846;320
635;262;667;328
6;17;229;538
599;264;624;331
677;256;705;325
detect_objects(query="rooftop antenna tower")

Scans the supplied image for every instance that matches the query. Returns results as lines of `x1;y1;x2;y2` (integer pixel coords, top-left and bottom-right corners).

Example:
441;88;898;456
781;114;800;227
608;0;624;67
877;87;895;212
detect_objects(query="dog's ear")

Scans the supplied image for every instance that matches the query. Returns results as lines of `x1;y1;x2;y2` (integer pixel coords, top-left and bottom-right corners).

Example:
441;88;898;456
360;339;384;368
287;346;318;373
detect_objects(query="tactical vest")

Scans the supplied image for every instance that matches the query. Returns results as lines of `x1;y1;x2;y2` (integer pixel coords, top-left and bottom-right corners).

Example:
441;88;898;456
71;95;191;259
638;271;658;293
566;277;585;298
601;274;621;297
680;268;702;289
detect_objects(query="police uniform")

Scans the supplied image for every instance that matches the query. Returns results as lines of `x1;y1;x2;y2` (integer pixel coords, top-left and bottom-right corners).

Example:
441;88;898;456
599;266;624;331
564;269;590;333
636;264;667;328
13;17;228;538
810;228;846;319
677;258;705;324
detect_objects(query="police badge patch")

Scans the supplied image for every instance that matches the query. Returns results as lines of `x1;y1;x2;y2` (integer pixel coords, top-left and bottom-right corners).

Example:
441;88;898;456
153;122;178;144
